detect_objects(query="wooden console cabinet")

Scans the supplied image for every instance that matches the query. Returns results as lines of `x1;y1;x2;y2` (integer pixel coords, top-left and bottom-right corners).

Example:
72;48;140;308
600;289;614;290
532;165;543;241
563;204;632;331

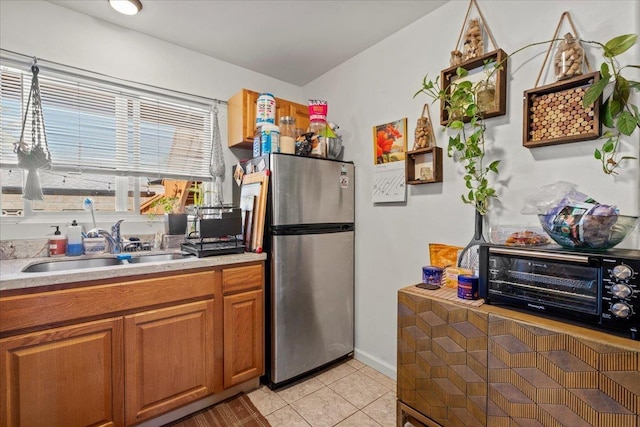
398;286;640;427
227;88;309;148
0;261;264;427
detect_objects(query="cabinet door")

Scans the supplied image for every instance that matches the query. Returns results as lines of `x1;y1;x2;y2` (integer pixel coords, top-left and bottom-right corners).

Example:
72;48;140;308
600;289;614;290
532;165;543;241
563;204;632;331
124;300;215;425
0;318;124;427
228;89;259;148
223;289;264;388
290;101;310;132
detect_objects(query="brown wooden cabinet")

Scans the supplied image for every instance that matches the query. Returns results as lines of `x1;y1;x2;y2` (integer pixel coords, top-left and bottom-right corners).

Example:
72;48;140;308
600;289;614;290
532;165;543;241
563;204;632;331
0;260;265;427
0;318;124;427
227;88;309;148
222;264;265;388
397;286;640;427
124;300;215;425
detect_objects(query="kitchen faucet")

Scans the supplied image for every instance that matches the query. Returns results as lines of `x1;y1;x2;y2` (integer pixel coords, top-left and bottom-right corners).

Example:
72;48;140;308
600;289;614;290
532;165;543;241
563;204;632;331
88;219;124;254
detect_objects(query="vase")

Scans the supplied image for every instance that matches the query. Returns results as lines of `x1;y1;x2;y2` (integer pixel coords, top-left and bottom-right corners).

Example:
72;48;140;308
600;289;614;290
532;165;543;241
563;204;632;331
165;213;188;235
458;210;486;273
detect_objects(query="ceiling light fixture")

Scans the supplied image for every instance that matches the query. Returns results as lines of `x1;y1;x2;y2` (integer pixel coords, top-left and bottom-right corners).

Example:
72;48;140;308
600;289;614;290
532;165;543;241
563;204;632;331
109;0;143;16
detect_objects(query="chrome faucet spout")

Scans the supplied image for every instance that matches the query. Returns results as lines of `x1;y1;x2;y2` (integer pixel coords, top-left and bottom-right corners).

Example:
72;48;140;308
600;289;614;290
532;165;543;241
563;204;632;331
111;219;124;249
88;219;124;254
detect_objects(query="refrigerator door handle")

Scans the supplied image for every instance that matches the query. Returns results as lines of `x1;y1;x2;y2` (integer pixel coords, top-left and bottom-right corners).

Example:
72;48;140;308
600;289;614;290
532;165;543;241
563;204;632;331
271;223;354;235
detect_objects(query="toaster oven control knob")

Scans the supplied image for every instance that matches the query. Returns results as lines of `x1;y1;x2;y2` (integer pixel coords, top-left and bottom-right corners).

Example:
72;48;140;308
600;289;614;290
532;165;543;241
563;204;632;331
611;302;632;318
612;265;633;280
611;283;633;299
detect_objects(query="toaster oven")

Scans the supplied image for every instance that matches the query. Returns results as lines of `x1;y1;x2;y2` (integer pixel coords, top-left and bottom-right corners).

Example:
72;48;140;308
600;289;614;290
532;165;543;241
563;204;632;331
479;244;640;339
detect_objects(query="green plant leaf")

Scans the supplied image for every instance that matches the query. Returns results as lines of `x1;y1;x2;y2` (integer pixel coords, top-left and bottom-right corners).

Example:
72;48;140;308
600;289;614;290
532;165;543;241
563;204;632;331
613;75;631;105
467;190;474;201
488;160;500;173
616;111;638;135
608;98;622;118
456;67;469;78
601;98;615;128
604;34;637;57
449;120;464;130
602;139;615;153
583;77;608;108
600;62;612;80
594;148;602;160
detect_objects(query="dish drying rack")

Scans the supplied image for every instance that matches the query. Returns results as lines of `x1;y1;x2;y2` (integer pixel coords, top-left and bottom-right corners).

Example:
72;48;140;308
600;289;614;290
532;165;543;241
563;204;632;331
181;206;244;257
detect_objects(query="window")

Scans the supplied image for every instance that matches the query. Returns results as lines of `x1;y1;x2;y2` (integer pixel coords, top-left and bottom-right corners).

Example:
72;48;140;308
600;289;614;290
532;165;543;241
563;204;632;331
0;57;216;217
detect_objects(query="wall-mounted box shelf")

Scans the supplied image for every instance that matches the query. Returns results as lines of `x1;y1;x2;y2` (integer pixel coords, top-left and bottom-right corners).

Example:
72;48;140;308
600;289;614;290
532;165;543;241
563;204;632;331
406;146;443;185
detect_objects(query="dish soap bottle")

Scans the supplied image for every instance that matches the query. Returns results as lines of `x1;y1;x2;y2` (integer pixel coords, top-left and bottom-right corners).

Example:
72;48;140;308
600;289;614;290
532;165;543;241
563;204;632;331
49;226;67;257
67;220;83;256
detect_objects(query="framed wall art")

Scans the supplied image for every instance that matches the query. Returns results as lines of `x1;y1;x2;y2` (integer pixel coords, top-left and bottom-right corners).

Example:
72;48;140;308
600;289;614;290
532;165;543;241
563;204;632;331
440;48;508;125
372;118;407;203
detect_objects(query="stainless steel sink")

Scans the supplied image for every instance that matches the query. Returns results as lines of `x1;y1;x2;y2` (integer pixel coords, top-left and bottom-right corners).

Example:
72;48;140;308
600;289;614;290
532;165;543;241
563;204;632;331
22;253;192;273
127;253;189;263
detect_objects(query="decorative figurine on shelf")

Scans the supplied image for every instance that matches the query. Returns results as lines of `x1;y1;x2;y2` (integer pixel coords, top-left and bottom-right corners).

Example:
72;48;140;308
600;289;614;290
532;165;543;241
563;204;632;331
413;104;435;150
554;32;584;80
450;50;464;67
463;18;484;61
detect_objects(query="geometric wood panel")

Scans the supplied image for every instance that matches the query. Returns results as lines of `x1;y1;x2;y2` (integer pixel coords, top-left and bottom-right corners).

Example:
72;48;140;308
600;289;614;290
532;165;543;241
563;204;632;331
398;289;488;427
488;315;638;427
398;286;640;427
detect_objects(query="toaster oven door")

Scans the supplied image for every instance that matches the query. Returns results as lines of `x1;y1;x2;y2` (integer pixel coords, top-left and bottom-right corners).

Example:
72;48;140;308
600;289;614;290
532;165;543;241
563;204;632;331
480;246;600;317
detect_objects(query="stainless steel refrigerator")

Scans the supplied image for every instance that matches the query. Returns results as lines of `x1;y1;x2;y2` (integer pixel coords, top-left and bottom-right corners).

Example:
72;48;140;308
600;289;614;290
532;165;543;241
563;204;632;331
237;153;355;388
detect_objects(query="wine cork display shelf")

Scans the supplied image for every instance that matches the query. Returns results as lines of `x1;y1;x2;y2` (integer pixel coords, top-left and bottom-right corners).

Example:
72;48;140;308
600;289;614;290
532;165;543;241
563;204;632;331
523;72;602;148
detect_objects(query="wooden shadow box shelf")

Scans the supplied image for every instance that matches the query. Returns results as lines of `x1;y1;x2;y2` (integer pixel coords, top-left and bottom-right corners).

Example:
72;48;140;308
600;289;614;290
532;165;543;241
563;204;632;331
405;146;443;185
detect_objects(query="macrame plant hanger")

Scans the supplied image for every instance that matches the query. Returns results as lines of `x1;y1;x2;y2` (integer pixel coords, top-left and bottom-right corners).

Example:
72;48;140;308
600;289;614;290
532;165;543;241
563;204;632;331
533;11;592;88
209;104;225;207
14;59;52;201
451;0;499;66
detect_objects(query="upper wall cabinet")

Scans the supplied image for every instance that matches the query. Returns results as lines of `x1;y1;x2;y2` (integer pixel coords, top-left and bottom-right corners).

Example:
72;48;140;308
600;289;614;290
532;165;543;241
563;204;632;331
227;89;309;149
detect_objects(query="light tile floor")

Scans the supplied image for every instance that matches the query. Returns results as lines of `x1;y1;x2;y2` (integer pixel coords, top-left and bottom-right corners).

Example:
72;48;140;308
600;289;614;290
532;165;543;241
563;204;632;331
248;358;397;427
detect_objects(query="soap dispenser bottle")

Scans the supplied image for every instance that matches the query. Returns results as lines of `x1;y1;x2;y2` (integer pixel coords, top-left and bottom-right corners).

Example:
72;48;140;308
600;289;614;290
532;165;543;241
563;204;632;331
49;226;67;257
67;220;83;256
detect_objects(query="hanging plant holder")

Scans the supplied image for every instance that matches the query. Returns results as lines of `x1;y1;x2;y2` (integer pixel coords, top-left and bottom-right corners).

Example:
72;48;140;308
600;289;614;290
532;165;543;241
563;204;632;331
13;60;52;200
209;104;226;207
522;12;601;148
441;0;508;124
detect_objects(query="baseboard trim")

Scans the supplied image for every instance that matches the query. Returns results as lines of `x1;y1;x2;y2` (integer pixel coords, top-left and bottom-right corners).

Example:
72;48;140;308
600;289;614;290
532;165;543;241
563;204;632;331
354;347;396;380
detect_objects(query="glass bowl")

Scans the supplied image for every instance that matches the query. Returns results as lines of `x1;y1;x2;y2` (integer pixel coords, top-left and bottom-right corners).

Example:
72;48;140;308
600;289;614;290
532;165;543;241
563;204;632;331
538;213;639;250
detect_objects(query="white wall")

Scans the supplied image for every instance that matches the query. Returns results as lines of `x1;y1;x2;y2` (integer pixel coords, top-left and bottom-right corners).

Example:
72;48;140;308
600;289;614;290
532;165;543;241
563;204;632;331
304;0;640;376
1;0;639;379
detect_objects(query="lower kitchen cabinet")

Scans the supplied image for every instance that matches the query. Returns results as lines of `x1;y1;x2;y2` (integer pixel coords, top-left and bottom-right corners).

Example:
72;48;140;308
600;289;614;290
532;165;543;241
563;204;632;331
222;263;265;389
223;289;264;388
124;299;214;425
0;317;124;427
0;260;265;427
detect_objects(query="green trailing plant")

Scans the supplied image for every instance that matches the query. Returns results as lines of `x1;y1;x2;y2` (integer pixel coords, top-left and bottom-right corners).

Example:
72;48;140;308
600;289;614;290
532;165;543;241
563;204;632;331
147;195;183;220
189;182;204;207
415;64;500;216
581;34;639;175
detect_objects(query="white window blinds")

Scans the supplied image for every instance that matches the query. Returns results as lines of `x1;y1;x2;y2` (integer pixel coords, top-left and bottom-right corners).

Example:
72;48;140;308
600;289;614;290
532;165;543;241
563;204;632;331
0;62;214;180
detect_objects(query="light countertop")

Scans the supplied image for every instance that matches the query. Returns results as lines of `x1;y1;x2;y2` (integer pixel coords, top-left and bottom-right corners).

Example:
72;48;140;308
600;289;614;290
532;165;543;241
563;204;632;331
1;251;267;292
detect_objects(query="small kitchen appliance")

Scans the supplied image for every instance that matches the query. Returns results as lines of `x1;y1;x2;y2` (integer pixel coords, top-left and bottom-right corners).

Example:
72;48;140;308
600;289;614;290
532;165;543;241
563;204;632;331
479;244;640;339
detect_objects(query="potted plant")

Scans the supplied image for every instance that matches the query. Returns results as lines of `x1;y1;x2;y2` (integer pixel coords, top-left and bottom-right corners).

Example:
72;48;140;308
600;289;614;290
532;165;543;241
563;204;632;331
151;195;188;235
